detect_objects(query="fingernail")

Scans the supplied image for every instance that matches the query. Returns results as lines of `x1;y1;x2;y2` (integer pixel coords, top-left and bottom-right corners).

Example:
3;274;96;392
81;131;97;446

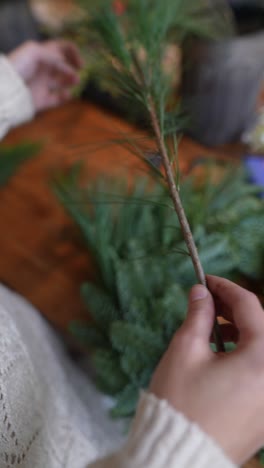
190;285;208;302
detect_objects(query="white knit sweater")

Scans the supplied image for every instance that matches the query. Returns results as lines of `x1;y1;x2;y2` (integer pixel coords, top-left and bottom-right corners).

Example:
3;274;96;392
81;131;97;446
0;55;236;468
0;57;34;139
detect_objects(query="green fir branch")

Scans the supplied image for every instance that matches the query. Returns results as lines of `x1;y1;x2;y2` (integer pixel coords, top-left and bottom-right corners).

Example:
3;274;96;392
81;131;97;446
55;162;264;416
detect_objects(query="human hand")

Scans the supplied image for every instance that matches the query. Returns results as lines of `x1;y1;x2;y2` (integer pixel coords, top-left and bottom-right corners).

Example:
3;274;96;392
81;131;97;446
150;275;264;465
8;40;83;112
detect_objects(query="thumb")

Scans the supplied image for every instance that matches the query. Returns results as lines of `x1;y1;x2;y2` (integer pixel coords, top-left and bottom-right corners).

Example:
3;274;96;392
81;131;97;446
183;284;216;346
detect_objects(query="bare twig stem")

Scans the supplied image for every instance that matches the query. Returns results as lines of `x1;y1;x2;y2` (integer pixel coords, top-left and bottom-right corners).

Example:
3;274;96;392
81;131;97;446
148;97;224;352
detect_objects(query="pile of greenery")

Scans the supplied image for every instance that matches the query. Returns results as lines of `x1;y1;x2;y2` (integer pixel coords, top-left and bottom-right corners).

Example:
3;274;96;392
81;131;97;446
54;163;264;418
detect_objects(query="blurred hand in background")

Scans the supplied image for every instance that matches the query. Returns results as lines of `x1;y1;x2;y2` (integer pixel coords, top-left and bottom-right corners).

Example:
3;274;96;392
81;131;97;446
8;40;83;112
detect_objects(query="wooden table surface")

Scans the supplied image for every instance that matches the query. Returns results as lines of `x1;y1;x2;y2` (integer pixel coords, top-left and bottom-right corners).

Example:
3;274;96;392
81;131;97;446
1;99;258;467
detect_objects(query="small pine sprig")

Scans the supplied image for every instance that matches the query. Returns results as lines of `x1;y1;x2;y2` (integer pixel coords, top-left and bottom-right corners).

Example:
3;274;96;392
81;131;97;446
76;0;235;350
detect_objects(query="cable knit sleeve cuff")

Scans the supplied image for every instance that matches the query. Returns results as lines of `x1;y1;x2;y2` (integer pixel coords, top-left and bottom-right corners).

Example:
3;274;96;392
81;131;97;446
0;56;35;139
116;392;237;468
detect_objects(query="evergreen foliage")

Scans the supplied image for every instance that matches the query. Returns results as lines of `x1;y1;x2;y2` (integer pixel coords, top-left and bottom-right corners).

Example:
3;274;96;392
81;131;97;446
78;0;235;45
54;163;264;418
75;2;237;357
0;142;40;186
74;0;235;123
259;449;264;465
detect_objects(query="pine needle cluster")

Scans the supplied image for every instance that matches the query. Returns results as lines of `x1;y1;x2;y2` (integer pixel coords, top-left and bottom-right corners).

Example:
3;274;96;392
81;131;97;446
0;143;40;186
73;0;238;353
54;163;264;418
75;0;235;125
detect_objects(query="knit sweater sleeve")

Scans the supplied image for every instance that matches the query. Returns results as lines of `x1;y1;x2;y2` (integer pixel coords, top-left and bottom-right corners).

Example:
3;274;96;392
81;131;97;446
88;392;237;468
0;56;35;139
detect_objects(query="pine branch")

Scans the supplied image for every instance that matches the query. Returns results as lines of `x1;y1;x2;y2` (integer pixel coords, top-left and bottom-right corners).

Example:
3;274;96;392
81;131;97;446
147;97;224;352
75;0;234;351
130;46;224;349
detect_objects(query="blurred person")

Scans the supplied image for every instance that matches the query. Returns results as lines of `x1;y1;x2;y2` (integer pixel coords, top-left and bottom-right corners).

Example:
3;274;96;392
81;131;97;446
1;40;264;468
